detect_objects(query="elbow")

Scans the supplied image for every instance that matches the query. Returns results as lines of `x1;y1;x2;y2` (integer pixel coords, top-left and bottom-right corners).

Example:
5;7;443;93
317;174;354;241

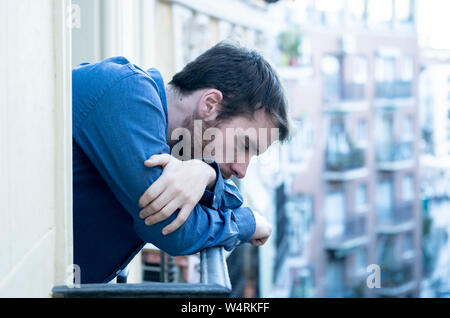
134;221;200;256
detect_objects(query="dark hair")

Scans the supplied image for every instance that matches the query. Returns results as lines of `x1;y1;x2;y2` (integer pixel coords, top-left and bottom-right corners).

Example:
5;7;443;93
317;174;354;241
169;41;291;142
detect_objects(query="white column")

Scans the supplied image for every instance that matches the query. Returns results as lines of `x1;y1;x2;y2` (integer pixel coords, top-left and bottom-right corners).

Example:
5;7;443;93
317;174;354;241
140;0;157;69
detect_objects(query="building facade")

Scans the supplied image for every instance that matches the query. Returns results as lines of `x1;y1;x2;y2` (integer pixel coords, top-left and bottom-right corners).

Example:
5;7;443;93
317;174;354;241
241;0;422;298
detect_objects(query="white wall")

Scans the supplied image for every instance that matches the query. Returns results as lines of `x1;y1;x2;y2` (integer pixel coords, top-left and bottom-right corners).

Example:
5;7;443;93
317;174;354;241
0;0;72;297
72;0;156;68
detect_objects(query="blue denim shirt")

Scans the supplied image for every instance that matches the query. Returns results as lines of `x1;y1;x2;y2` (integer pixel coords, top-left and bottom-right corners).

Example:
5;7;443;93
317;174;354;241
72;57;256;284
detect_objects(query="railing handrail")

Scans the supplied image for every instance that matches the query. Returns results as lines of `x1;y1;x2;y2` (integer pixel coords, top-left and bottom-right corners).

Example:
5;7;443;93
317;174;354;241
200;247;232;289
51;246;232;298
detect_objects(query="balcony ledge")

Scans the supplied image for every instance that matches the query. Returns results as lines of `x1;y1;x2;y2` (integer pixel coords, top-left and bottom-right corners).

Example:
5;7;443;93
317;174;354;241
373;97;415;108
376;160;414;171
323;100;370;113
324;168;369;181
52;282;231;298
374;280;417;297
324;235;369;252
52;246;231;298
376;221;415;234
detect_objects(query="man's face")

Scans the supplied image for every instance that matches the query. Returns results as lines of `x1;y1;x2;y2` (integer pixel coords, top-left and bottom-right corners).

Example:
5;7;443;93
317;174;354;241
197;110;278;180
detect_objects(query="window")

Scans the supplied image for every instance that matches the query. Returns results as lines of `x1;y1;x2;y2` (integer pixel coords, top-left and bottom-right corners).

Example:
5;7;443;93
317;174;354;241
316;0;344;26
356;119;368;146
403;115;414;140
377;112;394;146
355;248;367;275
347;0;366;21
342;55;367;100
285;195;314;256
289;266;315;298
376;236;396;267
402;174;415;201
375;57;395;82
356;184;368;212
376;180;393;222
395;0;412;23
367;0;393;26
288;119;314;163
321;54;342;102
404;232;414;252
326;260;345;297
325;191;346;240
400;56;414;81
326;119;350;162
353;56;368;84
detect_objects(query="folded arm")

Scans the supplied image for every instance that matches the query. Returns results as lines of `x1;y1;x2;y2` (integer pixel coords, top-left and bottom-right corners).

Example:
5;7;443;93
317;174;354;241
74;71;256;256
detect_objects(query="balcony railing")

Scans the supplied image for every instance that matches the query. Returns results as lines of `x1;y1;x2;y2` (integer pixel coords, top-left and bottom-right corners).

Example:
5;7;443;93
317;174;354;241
52;247;231;298
326;147;365;172
325;214;368;252
376;141;414;164
375;80;413;99
323;82;366;104
376;264;416;296
327;281;366;298
341;82;366;101
377;201;415;234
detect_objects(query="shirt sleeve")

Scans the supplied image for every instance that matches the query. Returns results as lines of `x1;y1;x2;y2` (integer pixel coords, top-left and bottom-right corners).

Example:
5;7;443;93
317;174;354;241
74;70;256;256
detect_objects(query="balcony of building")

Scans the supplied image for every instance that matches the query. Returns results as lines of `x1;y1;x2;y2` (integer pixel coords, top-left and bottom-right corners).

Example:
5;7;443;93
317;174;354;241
374;264;417;297
52;247;232;298
323;81;369;112
324;146;368;181
325;259;367;298
274;193;313;282
375;79;413;100
376;140;415;171
324;113;368;181
321;52;369;113
376;201;415;234
324;214;369;255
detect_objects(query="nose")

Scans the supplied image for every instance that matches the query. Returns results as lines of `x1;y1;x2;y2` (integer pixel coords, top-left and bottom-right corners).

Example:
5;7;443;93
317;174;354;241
230;163;249;179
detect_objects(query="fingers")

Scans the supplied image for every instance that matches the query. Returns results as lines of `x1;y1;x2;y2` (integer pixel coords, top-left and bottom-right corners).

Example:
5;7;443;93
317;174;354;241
143;197;182;226
250;237;268;247
161;204;194;235
138;177;166;208
144;153;171;168
139;186;174;219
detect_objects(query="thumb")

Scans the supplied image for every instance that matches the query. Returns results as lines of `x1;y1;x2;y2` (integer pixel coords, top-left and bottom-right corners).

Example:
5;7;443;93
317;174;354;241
144;153;172;168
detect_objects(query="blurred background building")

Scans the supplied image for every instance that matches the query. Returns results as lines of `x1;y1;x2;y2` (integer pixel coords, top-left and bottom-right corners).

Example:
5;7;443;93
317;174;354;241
2;0;450;298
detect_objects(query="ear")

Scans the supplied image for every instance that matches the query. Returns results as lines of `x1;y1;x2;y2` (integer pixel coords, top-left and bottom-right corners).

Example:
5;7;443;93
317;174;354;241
196;89;222;121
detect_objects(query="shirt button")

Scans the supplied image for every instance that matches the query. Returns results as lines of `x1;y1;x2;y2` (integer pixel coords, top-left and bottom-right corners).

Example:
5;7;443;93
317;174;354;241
236;240;241;245
213;195;216;202
116;269;121;274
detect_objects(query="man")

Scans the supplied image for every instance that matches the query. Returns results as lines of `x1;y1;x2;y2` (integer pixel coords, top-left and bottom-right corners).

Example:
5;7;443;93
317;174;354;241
73;42;290;283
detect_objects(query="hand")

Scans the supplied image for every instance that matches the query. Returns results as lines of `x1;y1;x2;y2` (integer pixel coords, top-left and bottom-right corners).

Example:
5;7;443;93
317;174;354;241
138;154;217;235
249;211;272;247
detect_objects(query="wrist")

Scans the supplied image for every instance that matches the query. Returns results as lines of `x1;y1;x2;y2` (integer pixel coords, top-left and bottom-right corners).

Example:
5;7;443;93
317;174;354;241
195;159;217;191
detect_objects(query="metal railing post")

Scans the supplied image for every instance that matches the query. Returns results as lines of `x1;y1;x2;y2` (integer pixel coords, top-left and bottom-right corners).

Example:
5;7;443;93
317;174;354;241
200;246;232;290
160;251;166;283
167;255;176;282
